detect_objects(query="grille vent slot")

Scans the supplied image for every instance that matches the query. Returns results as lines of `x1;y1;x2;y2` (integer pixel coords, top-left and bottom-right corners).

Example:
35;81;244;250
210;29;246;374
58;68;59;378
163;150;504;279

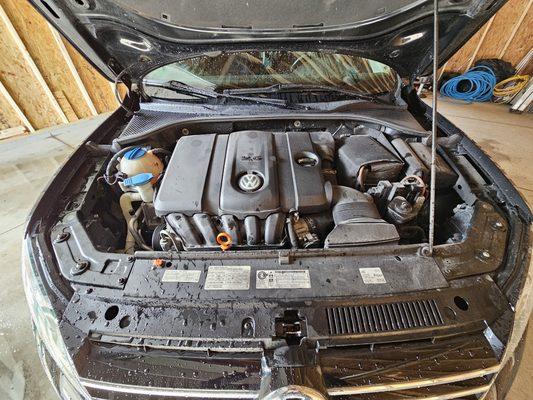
326;299;444;335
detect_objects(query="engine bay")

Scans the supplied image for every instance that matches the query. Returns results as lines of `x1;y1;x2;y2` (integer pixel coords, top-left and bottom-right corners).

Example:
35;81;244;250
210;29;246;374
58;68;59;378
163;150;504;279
92;119;467;255
41;111;512;347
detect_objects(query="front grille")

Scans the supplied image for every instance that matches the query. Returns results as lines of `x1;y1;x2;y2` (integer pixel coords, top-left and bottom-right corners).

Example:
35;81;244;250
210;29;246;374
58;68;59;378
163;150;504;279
82;332;499;400
326;299;444;335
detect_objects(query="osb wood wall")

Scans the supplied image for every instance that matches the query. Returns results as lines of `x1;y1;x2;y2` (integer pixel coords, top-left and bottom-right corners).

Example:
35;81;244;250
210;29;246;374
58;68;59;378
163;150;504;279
0;0;531;136
0;0;118;135
444;0;532;74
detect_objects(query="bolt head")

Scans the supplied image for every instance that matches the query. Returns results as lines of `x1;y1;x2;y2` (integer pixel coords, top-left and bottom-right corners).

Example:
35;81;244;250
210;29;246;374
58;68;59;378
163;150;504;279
76;261;88;269
480;250;491;259
491;220;505;231
420;245;432;257
55;232;70;243
71;260;89;276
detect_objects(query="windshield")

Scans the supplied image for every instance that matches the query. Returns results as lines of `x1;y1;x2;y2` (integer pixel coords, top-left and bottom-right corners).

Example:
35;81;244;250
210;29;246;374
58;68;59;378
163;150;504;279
142;51;398;100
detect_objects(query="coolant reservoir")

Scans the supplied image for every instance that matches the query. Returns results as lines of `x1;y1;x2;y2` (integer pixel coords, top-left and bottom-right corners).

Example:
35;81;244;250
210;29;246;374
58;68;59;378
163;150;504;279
119;147;163;184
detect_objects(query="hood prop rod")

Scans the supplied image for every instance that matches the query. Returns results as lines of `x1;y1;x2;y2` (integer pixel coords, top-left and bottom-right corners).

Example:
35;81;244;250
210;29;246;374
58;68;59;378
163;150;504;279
427;0;439;256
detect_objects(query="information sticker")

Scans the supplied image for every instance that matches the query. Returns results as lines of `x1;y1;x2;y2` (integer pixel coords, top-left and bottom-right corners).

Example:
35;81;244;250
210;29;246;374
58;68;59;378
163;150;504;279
256;270;311;289
359;267;387;284
204;265;250;290
162;269;201;283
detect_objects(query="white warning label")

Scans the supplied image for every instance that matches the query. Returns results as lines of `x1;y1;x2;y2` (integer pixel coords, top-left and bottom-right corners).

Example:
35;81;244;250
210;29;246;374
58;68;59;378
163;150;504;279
359;267;387;284
256;270;311;289
162;269;201;283
204;265;250;290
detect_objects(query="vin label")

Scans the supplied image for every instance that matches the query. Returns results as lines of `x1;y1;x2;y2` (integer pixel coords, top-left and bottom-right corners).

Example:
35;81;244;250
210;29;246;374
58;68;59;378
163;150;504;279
359;267;387;284
256;270;311;289
204;265;250;290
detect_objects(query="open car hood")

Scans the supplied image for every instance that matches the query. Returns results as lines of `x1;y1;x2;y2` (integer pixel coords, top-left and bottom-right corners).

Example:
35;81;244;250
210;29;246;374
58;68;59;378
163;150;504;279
30;0;506;81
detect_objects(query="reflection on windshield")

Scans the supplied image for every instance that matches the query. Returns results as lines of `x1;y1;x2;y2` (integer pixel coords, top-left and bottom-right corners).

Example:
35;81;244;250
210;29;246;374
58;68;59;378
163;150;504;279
144;51;397;98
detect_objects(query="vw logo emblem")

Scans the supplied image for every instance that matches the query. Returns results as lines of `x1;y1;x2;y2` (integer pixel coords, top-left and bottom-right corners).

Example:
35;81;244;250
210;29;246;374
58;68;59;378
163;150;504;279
238;173;263;192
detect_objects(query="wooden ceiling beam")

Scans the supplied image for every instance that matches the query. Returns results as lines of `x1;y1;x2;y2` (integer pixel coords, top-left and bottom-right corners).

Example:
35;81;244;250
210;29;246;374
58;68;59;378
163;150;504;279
0;79;34;132
465;16;495;70
48;24;98;117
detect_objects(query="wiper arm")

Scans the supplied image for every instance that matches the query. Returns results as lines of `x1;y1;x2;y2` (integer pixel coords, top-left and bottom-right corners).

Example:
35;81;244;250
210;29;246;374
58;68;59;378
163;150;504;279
143;80;308;109
224;83;390;104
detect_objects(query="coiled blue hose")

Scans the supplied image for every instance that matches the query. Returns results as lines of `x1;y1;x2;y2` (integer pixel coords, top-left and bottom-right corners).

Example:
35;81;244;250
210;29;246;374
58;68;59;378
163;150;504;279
440;66;497;102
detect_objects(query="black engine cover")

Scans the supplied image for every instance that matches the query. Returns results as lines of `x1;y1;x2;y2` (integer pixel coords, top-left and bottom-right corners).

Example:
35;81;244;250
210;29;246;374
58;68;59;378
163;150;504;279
154;130;330;219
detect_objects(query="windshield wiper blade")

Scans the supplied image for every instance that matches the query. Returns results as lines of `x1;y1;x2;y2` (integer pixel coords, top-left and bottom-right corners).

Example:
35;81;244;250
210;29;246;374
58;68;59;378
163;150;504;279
143;80;308;109
224;83;389;104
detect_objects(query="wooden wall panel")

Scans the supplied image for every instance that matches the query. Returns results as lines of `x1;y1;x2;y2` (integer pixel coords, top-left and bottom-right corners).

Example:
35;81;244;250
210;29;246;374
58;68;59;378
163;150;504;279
445;0;532;74
0;6;64;129
476;0;528;60
0;0;93;122
444;23;489;72
501;4;533;65
0;80;31;131
0;96;22;130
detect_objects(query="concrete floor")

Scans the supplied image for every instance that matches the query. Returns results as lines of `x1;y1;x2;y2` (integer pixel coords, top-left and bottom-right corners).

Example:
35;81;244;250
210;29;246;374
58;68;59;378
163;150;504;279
0;100;531;399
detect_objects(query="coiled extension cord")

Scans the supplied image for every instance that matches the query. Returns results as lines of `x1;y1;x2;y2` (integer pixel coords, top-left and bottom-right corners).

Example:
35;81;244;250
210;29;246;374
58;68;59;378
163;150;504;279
440;65;497;102
493;74;530;103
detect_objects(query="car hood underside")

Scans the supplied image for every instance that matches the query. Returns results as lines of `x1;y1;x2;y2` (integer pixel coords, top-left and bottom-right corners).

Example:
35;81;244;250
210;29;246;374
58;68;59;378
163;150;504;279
30;0;506;80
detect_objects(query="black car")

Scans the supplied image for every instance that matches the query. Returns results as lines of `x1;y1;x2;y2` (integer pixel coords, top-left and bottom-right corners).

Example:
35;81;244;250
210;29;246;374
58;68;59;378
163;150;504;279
23;1;531;399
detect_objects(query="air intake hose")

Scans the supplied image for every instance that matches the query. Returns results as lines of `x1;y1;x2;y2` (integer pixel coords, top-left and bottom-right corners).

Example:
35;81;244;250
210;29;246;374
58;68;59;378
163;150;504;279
330;185;381;224
325;185;399;247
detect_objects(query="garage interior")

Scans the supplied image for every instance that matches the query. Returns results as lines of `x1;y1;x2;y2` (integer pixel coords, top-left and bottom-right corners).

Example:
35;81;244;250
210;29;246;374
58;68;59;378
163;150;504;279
0;1;531;399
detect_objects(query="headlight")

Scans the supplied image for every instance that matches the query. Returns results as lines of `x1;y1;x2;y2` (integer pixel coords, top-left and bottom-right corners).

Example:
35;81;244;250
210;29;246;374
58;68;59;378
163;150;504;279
21;240;91;400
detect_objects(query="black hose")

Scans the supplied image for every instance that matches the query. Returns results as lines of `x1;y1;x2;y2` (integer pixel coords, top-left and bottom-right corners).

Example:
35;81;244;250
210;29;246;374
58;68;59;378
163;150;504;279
104;145;138;184
151;148;172;166
128;207;152;251
151;148;172;157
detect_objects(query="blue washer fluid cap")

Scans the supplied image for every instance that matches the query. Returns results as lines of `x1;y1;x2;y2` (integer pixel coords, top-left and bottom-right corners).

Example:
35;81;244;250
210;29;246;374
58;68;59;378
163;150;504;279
123;173;153;187
124;147;147;160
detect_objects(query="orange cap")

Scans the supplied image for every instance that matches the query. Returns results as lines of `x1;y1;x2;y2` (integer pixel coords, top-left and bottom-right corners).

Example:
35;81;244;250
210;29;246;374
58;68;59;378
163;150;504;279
216;232;233;251
152;259;165;268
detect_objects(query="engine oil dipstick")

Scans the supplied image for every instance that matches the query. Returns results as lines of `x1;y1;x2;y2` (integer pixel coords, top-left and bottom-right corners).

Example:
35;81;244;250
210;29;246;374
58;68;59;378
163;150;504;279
216;232;233;251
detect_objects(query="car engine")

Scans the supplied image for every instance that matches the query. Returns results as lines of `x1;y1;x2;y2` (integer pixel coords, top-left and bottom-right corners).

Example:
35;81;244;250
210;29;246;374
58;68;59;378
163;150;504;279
102;123;458;253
